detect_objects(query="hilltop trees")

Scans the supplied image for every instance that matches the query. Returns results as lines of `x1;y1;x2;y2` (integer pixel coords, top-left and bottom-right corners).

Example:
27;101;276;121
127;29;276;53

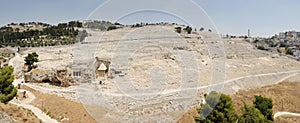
186;26;193;34
0;66;17;104
200;27;205;31
175;26;193;34
175;27;182;33
0;21;84;47
107;25;118;31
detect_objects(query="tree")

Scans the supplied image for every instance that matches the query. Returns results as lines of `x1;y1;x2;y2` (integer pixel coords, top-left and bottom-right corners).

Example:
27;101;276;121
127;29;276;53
254;95;273;122
200;27;205;31
239;103;266;123
186;26;193;34
77;30;88;42
286;48;294;55
257;45;267;50
195;91;238;123
107;25;117;31
175;27;182;33
24;52;39;71
0;66;17;104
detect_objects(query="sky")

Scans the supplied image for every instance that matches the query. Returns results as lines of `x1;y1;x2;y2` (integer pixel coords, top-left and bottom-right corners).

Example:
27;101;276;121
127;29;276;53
1;0;300;37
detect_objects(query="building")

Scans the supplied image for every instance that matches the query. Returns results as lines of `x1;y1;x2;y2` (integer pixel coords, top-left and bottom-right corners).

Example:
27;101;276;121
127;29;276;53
287;31;298;41
97;63;108;80
293;50;300;58
279;32;286;39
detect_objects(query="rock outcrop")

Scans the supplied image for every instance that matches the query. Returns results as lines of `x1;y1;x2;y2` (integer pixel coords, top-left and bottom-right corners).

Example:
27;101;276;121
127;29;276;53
24;68;74;87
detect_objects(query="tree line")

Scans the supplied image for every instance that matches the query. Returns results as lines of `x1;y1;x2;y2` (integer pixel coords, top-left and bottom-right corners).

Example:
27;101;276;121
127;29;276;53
0;21;86;47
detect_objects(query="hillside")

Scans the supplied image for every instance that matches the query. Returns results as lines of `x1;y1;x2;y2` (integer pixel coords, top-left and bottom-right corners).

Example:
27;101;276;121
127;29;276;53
6;24;300;122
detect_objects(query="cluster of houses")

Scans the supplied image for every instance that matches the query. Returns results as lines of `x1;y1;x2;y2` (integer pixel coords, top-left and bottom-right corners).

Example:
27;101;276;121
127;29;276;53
252;31;300;59
273;31;300;58
276;31;300;42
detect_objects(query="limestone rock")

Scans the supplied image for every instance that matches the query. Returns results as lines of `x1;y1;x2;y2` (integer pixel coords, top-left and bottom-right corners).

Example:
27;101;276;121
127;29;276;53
25;68;74;87
0;112;16;123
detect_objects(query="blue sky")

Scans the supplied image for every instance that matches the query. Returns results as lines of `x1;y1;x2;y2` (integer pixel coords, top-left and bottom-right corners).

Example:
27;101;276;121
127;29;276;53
1;0;300;37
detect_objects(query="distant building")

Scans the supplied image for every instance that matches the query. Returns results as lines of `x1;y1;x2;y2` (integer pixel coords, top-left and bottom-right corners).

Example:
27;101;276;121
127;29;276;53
287;31;298;41
279;32;286;39
293;50;300;58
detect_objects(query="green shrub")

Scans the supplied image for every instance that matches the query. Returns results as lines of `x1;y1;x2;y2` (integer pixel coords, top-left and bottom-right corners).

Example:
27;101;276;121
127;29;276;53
175;27;182;33
107;26;117;31
257;45;266;50
0;66;18;104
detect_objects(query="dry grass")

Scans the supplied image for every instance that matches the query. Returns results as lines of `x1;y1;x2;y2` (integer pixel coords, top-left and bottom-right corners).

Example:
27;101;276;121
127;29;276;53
276;115;300;123
232;82;300;115
21;85;97;123
0;103;41;123
176;109;197;123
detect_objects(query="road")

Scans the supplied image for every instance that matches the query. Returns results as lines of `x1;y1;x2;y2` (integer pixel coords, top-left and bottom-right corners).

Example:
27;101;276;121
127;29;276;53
99;69;300;97
10;79;58;123
274;112;300;118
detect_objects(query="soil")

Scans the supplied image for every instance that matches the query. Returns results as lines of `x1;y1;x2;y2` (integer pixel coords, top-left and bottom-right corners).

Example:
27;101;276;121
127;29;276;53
21;85;97;123
0;103;41;123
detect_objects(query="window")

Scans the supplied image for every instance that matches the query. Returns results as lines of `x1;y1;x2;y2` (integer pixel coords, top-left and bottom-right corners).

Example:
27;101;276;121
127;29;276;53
73;71;81;77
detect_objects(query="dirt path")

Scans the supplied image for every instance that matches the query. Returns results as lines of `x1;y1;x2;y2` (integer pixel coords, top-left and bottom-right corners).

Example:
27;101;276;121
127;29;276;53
10;80;58;123
100;69;300;97
274;112;300;118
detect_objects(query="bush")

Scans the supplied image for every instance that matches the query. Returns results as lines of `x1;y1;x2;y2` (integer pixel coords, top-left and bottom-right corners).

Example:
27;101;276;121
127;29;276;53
257;45;267;50
254;95;273;122
194;92;274;123
286;49;294;55
175;27;182;33
107;26;117;31
195;91;238;123
239;103;266;123
24;52;39;66
186;26;192;34
0;66;17;104
0;87;17;104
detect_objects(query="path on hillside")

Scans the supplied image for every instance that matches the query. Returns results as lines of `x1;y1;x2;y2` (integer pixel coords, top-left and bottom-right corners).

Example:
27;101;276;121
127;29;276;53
100;69;300;97
274;112;300;118
10;80;58;123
